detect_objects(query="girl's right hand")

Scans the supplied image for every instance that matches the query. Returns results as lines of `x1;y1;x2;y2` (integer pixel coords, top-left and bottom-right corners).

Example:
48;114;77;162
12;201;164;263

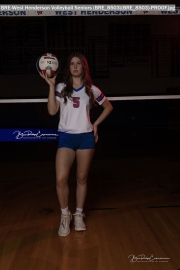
39;71;57;86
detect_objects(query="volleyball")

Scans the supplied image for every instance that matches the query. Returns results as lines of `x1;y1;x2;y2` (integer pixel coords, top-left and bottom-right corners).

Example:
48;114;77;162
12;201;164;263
36;53;60;77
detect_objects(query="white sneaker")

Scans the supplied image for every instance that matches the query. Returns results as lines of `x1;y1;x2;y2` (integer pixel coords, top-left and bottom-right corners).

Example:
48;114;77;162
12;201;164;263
73;212;86;231
58;212;72;237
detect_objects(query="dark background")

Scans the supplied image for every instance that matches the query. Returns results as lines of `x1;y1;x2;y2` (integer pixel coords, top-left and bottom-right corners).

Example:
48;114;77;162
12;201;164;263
0;1;180;164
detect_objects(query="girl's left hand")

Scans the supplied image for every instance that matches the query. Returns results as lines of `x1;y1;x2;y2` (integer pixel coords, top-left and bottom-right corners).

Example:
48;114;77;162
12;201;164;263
93;125;98;143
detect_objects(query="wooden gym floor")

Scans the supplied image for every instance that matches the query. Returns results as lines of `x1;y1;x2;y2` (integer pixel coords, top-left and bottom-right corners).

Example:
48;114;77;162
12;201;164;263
0;126;180;270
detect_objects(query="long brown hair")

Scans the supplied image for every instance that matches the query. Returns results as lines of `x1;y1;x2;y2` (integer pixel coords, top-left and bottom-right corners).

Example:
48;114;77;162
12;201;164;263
61;52;96;108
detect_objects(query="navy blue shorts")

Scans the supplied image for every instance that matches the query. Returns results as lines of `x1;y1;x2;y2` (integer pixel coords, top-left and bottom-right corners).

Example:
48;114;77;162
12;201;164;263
58;131;95;151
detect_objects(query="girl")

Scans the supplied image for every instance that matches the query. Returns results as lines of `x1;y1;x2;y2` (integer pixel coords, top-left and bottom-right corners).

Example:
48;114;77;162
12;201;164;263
40;52;113;236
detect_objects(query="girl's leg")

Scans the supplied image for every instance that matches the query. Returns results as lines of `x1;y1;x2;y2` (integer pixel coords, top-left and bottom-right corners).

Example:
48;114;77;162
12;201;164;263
56;147;75;236
56;147;75;209
75;149;94;208
74;149;94;231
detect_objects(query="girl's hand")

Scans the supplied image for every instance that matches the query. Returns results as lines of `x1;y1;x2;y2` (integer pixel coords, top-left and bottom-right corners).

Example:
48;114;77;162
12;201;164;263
93;124;98;143
39;71;57;86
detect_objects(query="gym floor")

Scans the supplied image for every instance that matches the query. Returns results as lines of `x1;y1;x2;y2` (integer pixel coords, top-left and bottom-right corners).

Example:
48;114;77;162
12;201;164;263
0;124;180;270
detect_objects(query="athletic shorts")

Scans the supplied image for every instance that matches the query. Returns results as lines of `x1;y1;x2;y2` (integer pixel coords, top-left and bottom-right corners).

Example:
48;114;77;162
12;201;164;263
58;131;95;151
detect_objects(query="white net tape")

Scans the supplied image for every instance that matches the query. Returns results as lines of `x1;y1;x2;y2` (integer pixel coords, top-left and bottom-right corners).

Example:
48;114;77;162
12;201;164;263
0;95;180;103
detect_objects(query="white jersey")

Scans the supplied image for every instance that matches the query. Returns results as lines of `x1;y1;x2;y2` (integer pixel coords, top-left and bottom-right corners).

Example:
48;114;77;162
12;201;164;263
55;83;106;134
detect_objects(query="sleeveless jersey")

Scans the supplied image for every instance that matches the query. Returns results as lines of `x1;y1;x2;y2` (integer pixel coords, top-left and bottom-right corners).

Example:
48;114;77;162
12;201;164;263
55;83;106;134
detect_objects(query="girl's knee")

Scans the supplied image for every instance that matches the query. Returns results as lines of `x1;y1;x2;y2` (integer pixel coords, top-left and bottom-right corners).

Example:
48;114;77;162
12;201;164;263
56;175;68;188
76;175;87;185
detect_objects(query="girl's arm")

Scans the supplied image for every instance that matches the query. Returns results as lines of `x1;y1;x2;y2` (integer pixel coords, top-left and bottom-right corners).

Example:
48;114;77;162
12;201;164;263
93;99;113;142
39;72;60;115
47;83;60;115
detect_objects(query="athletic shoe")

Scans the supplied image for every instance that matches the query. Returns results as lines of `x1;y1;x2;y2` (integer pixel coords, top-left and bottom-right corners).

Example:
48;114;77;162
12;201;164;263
58;212;72;237
73;212;86;231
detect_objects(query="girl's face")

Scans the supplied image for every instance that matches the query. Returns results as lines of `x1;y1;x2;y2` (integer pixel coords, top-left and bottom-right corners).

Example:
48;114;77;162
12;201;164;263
70;57;83;77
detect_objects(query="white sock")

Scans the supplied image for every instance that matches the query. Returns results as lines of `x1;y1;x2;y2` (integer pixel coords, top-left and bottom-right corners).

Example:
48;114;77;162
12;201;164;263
76;207;83;213
61;206;69;215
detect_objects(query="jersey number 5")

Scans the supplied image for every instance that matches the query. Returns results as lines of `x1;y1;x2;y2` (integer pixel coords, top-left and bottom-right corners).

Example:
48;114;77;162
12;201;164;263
73;97;80;108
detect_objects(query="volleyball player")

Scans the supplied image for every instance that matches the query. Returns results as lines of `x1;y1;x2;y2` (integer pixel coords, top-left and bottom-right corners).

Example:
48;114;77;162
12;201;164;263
40;52;113;236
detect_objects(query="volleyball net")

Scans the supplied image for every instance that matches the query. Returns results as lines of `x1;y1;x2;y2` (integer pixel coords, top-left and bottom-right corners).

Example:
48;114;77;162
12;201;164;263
0;94;179;142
